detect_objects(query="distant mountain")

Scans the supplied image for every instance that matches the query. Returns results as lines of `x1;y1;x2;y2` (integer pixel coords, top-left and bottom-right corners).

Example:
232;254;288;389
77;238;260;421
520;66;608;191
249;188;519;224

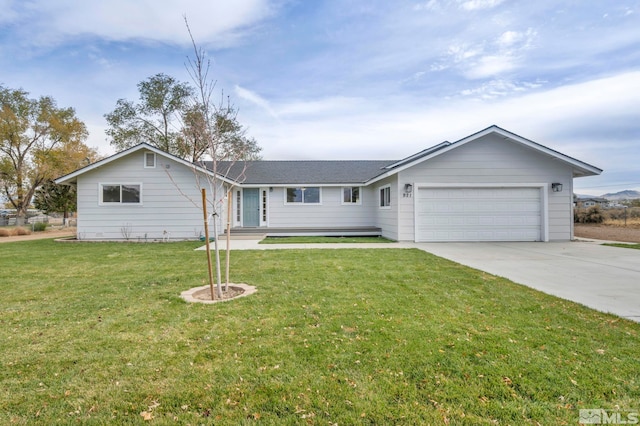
601;190;640;200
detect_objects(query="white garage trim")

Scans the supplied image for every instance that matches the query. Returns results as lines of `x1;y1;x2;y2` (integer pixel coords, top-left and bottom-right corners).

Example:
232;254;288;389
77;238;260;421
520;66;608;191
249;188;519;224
414;183;548;242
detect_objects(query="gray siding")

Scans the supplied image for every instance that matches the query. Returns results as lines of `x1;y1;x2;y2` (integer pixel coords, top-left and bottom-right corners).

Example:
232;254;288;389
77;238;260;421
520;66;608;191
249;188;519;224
372;176;399;240
397;134;574;241
76;151;224;240
265;186;377;228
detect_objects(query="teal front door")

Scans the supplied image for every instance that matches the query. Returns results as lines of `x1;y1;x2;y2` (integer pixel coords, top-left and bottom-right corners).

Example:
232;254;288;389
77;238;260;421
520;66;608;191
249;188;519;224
242;188;260;227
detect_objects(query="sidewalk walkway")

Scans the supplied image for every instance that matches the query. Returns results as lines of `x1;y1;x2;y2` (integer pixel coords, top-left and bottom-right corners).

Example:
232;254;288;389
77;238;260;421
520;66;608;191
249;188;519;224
196;237;416;250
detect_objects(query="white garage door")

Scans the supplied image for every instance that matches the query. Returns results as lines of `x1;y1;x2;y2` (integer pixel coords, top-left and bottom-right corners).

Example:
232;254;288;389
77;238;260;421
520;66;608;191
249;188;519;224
416;187;542;242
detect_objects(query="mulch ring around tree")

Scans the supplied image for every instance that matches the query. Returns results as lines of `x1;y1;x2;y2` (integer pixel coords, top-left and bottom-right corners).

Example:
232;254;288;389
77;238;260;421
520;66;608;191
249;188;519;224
180;283;257;304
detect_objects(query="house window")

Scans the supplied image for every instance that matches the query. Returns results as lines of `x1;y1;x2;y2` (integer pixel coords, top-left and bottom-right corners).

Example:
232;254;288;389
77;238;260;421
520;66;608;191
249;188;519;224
379;186;391;208
342;187;361;204
286;187;321;204
144;152;156;168
100;184;142;204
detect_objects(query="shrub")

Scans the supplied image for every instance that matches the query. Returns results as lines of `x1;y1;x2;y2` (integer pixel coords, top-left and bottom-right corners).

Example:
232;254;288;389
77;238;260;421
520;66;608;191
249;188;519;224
575;206;605;224
13;227;31;236
0;228;10;237
606;209;626;220
32;222;48;232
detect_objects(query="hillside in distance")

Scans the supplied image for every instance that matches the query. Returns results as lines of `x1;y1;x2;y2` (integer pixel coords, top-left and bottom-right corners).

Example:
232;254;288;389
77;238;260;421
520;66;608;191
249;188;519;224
601;190;640;200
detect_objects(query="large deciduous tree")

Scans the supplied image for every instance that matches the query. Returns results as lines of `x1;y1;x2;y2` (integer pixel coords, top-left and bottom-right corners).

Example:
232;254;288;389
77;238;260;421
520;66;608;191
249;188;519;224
0;85;91;224
104;73;194;157
105;72;260;164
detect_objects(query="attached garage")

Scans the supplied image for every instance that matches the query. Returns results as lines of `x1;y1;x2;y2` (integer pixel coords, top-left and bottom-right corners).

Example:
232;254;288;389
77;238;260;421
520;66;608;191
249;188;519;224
415;186;544;242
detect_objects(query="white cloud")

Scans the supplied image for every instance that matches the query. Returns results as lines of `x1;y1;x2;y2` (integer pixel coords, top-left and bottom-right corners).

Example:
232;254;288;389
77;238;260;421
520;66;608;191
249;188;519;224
464;54;518;79
497;30;522;47
234;85;278;118
438;28;536;80
0;0;19;24
447;43;483;62
401;71;427;85
6;0;275;47
242;71;640;166
496;28;536;49
460;78;543;99
277;97;366;118
458;0;506;11
413;0;440;11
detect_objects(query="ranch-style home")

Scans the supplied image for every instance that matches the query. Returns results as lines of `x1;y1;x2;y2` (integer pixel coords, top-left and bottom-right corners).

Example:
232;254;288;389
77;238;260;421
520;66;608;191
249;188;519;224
55;125;602;242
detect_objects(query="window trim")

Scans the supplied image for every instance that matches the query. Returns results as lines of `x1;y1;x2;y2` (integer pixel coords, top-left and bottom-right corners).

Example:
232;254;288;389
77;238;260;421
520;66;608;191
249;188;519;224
236;190;241;223
284;187;322;205
379;185;391;209
99;183;143;205
144;152;156;168
342;186;362;205
262;189;268;223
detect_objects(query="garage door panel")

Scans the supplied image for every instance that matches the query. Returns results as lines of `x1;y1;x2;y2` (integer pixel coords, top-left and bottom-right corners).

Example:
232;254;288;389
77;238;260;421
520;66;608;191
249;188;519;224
416;187;542;242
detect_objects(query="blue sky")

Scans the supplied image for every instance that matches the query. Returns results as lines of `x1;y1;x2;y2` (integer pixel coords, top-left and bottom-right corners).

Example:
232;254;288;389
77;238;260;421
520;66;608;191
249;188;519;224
1;0;639;195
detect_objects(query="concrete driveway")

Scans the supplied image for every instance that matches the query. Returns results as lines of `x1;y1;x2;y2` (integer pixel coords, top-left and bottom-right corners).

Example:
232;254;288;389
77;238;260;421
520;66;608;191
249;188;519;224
415;240;640;322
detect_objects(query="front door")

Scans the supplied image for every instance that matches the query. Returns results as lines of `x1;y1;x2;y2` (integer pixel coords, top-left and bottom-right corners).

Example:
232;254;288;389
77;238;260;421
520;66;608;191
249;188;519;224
242;188;260;227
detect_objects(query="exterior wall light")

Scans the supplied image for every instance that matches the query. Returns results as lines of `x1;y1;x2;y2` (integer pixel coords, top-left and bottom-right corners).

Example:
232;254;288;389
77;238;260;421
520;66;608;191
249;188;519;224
404;183;413;193
551;183;563;192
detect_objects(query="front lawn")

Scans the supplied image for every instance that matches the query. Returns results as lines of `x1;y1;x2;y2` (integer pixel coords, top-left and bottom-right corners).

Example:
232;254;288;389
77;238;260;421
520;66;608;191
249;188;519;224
604;243;640;250
1;240;638;424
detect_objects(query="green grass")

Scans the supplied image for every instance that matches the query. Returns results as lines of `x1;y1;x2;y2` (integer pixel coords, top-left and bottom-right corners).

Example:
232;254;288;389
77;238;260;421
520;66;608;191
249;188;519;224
604;243;640;250
1;240;638;425
259;235;394;244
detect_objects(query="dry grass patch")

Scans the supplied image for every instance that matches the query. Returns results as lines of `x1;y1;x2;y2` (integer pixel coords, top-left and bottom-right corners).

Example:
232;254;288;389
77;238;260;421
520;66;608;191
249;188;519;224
0;227;31;237
605;218;640;227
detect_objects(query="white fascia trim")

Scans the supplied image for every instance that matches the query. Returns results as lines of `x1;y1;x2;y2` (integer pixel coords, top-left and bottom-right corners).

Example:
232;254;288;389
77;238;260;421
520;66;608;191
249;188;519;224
485;127;602;176
415;182;547;188
257;183;366;188
366;126;602;187
55;143;237;186
414;183;549;242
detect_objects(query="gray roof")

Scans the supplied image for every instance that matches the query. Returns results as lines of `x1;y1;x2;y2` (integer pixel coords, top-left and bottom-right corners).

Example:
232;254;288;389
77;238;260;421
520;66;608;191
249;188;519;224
383;141;451;170
56;125;601;187
209;160;395;185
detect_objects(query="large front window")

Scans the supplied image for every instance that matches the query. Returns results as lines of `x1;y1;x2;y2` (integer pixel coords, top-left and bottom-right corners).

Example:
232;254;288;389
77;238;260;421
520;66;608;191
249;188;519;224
100;184;141;204
286;187;320;204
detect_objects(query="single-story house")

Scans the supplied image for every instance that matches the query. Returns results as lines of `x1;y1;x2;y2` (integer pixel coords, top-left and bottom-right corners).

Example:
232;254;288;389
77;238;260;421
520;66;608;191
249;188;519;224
577;198;608;208
55;125;602;242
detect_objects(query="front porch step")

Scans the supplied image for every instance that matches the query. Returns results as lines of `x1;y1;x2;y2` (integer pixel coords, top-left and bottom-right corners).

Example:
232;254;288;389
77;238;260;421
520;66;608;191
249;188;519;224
227;226;382;237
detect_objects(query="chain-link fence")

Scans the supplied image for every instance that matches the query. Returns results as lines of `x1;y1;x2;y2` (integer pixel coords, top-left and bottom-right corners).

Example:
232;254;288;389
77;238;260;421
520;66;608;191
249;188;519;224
574;206;640;224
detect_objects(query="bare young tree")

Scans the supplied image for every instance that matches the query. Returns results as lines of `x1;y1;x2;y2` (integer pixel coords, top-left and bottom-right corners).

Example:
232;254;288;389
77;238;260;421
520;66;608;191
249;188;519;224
182;17;261;299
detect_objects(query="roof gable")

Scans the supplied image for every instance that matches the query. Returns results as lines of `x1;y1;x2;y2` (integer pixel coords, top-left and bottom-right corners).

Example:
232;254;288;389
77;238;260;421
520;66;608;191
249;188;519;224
55;143;234;185
366;125;602;185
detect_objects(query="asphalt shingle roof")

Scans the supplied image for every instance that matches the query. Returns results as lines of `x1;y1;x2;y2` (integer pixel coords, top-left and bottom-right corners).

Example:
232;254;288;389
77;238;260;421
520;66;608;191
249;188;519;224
209;160;396;185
